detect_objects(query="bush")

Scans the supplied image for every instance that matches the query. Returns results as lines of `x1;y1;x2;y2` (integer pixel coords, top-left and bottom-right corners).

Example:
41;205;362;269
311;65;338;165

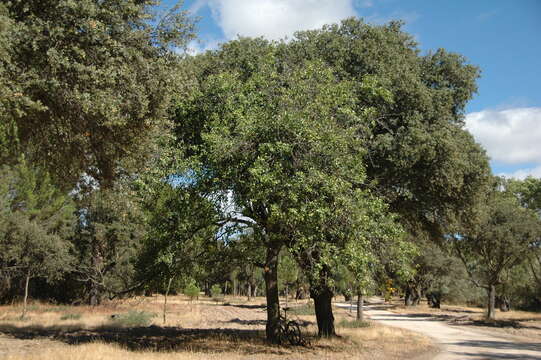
109;310;156;327
337;319;371;328
210;284;223;301
60;313;81;320
184;281;200;301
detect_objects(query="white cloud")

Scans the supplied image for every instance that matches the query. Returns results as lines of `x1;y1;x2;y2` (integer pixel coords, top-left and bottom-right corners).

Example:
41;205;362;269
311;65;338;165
186;38;221;56
206;0;356;40
188;0;208;14
465;107;541;166
500;165;541;180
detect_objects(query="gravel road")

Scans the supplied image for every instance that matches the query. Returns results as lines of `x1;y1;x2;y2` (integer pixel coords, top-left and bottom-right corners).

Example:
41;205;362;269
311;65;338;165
335;303;541;359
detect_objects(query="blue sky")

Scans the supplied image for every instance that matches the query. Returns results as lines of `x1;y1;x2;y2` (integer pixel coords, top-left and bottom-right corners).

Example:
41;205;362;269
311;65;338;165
169;0;541;179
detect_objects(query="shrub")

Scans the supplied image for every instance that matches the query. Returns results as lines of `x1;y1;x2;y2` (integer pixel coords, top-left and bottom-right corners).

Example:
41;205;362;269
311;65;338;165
210;284;223;301
109;310;156;327
60;313;81;320
184;280;200;301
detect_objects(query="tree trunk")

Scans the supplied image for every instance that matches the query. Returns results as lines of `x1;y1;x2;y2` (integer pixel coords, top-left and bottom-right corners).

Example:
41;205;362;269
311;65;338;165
405;286;413;306
412;286;422;306
356;292;364;321
312;285;336;337
89;239;103;306
285;284;289;309
427;293;441;308
20;271;30;320
499;296;510;312
163;277;173;324
247;282;252;301
487;284;496;320
264;245;281;343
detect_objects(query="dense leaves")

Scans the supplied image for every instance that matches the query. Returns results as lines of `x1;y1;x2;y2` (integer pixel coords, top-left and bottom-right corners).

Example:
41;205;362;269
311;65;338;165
1;0;195;187
453;181;541;318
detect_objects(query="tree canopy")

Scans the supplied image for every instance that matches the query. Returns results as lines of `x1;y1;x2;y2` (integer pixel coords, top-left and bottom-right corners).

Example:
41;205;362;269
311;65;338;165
1;0;195;187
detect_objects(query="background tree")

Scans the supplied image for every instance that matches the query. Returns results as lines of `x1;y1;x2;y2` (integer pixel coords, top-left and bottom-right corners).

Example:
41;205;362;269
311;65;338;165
503;177;541;310
453;183;541;319
136;182;219;320
72;183;145;305
2;0;195;187
0;161;75;317
278;250;299;308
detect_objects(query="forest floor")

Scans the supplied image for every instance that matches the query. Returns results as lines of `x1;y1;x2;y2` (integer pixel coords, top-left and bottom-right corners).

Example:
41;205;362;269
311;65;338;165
336;298;541;360
0;295;435;360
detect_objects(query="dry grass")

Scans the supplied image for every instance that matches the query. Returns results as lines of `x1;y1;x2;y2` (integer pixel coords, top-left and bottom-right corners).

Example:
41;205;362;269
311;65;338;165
0;295;436;360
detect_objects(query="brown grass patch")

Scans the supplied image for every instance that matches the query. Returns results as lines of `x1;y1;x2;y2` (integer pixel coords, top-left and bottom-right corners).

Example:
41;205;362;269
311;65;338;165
0;296;436;359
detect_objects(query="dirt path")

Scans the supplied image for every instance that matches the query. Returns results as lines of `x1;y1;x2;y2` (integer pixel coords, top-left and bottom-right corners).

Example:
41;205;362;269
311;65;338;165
336;303;541;359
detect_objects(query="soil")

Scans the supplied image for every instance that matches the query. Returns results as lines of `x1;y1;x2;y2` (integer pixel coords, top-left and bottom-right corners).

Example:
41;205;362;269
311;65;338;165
336;299;541;360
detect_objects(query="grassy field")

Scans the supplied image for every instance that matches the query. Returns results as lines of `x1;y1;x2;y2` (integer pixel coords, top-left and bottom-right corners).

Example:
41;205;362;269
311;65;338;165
0;295;436;359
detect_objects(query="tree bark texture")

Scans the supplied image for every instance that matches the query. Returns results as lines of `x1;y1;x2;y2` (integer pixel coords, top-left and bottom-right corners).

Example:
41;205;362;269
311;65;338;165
312;285;336;337
405;284;421;306
21;272;30;320
163;277;173;324
487;284;496;320
89;239;103;306
356;293;364;321
264;245;281;343
427;292;441;308
405;286;413;306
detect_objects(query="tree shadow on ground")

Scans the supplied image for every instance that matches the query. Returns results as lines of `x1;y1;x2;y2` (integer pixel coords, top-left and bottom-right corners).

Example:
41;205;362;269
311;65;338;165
362;305;397;311
0;324;321;355
223;318;314;327
453;352;541;360
371;313;456;322
442;308;479;314
465;319;541;330
451;339;541;359
222;303;267;310
453;339;541;352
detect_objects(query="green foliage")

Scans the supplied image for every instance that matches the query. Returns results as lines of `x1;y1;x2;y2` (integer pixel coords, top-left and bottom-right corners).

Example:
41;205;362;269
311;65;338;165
453;181;541;289
0;160;75;283
507;177;541;212
287;18;491;242
72;182;145;303
278;250;299;292
136;183;219;291
109;310;156;327
211;284;223;301
1;0;195;186
184;279;200;300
